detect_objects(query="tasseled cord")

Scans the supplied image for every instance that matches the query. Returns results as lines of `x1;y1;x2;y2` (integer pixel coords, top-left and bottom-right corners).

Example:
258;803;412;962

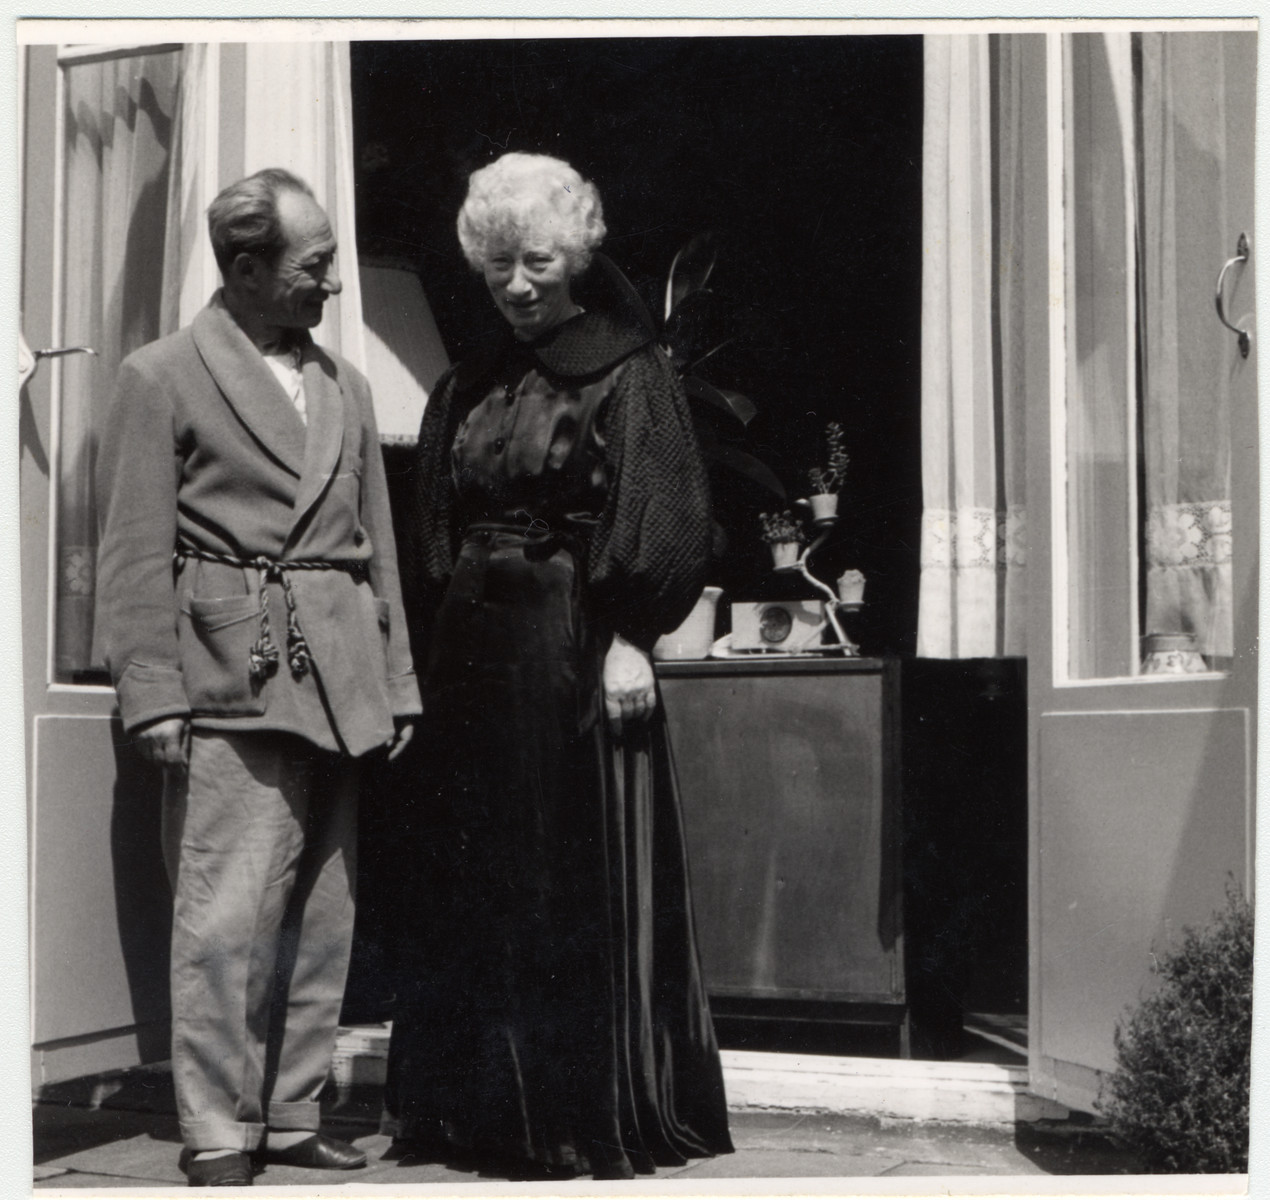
174;544;343;683
249;558;312;681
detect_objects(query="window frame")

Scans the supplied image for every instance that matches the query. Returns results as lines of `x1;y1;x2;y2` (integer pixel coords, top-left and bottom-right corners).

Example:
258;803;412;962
1047;30;1229;691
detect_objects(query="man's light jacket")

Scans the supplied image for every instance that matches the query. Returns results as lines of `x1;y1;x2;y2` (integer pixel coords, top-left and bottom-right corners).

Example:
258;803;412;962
95;292;422;758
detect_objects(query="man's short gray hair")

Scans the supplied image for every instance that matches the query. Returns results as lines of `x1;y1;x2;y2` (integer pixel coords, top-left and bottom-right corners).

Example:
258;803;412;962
457;152;606;275
207;168;316;274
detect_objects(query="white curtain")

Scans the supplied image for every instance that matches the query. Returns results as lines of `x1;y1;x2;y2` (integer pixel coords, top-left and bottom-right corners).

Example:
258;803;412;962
917;35;1035;659
241;42;367;369
237;43;444;438
1063;33;1140;680
158;42;368;361
60;47;182;676
1139;33;1236;660
161;44;220;333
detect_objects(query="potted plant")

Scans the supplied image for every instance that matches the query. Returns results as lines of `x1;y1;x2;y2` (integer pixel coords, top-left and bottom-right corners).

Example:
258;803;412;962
591;233;784;507
592;235;786;659
759;510;809;570
804;419;849;522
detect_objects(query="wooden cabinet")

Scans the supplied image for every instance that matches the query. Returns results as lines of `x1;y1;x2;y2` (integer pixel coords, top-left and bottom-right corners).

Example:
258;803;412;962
659;655;1029;1058
658;658;907;1042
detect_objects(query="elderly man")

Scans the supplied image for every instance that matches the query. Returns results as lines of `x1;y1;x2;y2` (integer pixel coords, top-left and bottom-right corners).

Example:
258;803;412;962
95;168;420;1188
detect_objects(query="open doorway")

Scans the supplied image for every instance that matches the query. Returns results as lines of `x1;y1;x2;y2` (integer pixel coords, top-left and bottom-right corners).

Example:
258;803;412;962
351;34;924;648
346;33;1027;1064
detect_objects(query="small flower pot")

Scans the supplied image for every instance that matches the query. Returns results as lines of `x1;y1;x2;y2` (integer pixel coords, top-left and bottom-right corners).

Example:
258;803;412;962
653;587;724;661
769;541;802;570
807;492;839;522
836;569;866;605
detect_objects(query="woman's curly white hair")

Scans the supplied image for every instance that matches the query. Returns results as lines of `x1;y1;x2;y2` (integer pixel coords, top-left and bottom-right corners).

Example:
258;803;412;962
457;152;606;275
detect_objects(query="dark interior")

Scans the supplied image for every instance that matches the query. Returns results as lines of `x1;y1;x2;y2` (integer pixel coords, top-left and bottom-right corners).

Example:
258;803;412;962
351;35;925;655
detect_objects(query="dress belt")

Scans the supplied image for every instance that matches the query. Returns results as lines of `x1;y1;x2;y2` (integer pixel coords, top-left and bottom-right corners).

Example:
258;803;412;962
464;520;588;559
174;542;365;681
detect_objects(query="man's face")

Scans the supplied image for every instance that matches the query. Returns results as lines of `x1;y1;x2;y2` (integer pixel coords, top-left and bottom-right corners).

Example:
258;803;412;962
253;190;342;331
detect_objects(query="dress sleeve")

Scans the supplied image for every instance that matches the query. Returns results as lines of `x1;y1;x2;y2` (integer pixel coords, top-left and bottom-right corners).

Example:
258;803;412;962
587;344;711;652
398;365;464;659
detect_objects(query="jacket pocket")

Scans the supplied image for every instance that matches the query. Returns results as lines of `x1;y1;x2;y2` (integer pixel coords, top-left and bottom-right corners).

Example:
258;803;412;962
180;595;267;716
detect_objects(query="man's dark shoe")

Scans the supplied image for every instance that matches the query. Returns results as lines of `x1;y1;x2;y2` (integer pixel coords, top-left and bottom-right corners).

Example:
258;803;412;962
178;1149;254;1187
255;1133;367;1170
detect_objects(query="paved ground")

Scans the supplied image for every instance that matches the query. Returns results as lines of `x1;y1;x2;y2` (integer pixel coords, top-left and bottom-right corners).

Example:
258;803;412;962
32;1065;1140;1191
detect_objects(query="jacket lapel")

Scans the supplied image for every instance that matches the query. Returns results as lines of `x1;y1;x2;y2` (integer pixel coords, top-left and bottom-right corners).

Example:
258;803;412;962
287;346;346;541
191;294;307;476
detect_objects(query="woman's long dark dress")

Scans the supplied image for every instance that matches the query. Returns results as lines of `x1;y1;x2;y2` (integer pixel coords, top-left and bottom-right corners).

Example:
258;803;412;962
384;310;734;1179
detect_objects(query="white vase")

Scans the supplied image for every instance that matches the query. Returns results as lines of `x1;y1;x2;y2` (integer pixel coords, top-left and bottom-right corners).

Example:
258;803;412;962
1140;632;1208;675
652;587;723;661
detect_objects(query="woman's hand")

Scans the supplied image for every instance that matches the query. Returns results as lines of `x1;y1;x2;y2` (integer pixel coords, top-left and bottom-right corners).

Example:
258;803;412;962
603;633;656;736
387;717;416;761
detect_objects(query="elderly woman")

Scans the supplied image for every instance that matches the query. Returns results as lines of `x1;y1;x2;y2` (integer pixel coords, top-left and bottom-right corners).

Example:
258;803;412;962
383;152;733;1180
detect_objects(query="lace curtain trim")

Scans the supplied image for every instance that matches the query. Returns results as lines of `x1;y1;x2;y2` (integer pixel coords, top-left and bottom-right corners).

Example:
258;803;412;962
920;506;1027;570
1146;501;1232;568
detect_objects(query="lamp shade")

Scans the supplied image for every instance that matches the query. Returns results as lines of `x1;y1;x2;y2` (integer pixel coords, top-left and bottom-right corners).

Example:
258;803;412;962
359;260;450;442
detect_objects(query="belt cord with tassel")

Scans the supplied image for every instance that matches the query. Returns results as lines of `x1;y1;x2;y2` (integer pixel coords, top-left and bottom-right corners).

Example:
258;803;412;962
174;543;366;681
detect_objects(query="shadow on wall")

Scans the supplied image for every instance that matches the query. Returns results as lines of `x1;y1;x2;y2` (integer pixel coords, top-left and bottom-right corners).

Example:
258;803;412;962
110;719;173;1064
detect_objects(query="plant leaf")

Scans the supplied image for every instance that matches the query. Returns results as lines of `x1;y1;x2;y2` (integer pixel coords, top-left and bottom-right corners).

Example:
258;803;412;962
589;252;656;337
706;442;786;499
683;376;757;426
665;231;719;323
710;518;729;558
662;288;717;368
684;337;735;376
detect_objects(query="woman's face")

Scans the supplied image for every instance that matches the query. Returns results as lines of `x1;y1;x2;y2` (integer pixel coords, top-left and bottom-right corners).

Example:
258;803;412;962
483;234;575;339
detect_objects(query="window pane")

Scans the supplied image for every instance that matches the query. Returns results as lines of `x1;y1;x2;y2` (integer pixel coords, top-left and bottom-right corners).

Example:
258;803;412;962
1060;32;1243;681
1139;32;1241;666
56;49;179;681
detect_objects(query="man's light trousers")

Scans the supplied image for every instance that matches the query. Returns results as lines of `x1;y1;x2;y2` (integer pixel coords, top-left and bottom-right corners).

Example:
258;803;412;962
162;729;358;1152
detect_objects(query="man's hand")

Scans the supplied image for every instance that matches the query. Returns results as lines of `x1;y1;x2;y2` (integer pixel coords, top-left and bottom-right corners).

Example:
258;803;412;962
134;716;191;771
387;717;416;761
603;634;656;737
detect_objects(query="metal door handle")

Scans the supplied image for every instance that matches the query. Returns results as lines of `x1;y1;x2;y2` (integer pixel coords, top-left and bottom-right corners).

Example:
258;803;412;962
33;345;96;360
1215;233;1252;358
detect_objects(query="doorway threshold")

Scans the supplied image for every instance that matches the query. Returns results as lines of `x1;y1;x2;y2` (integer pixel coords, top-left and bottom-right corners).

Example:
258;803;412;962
720;1047;1063;1126
333;1018;1066;1129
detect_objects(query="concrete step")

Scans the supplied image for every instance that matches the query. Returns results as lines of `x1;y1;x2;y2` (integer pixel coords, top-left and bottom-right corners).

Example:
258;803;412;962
332;1024;1069;1128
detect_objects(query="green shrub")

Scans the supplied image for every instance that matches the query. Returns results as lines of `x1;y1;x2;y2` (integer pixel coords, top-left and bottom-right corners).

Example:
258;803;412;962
1098;889;1253;1173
